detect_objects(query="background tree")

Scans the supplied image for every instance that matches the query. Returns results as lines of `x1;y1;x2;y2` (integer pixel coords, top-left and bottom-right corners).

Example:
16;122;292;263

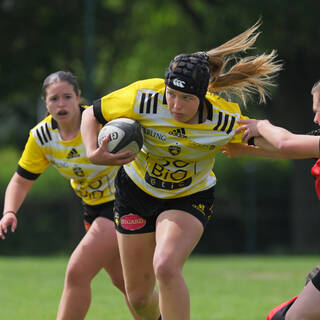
1;0;319;254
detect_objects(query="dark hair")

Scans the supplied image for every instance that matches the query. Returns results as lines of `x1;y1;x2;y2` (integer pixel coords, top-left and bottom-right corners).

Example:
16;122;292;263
305;265;320;285
42;71;80;99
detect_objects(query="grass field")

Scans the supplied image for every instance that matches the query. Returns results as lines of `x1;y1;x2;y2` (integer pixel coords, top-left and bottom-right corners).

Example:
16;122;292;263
0;255;318;319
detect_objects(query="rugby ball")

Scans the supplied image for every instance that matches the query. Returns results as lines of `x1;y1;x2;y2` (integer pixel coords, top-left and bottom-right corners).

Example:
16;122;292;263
98;118;143;156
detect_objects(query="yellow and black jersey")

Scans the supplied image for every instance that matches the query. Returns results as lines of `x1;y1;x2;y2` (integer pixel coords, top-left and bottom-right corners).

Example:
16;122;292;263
93;78;248;199
18;107;118;205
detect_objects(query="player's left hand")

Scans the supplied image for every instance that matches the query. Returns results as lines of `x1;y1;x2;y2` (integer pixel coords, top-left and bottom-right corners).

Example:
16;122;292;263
236;119;262;142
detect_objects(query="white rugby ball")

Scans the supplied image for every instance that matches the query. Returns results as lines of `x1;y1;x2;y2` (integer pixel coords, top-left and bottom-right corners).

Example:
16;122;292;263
98;118;143;156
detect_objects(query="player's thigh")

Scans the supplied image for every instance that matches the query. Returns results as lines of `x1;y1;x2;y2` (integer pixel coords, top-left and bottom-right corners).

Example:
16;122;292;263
286;281;320;320
154;210;203;269
117;231;156;291
69;217;119;277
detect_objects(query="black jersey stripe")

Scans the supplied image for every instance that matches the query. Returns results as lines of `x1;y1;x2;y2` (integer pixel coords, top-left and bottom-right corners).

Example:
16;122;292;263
139;93;146;113
220;114;229;132
36;128;44;145
153;92;158;113
226;116;236;134
146;93;152;113
213;112;222;130
45;123;52;140
139;92;158;114
36;124;52;145
40;125;49;143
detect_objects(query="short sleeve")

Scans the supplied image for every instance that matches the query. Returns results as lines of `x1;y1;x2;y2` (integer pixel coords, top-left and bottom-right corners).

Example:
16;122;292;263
18;131;50;175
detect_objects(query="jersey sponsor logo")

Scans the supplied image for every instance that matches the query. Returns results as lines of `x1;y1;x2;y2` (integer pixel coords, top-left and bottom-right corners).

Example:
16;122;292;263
114;211;120;227
120;214;146;231
75;189;104;200
67;148;80;159
73;167;85;177
36;123;52;145
192;203;213;220
143;127;167;141
145;172;191;190
139;91;159;114
168;145;181;155
213;112;236;134
192;203;206;215
172;78;185;88
168;128;187;138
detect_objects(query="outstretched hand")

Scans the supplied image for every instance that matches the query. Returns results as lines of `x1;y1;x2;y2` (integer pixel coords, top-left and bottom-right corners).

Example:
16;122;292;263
87;135;137;166
221;143;259;158
0;212;17;240
236;119;263;142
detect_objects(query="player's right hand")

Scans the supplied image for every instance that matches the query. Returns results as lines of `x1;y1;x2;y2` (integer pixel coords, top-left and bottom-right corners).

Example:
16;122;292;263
88;135;136;166
0;212;17;240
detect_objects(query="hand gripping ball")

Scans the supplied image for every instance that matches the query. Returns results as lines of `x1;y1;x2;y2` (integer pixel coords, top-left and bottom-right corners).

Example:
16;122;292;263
98;118;144;156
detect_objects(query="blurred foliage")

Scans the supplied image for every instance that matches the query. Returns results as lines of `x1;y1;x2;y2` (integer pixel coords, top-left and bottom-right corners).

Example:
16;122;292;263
0;148;71;198
1;0;320;147
1;0;320;254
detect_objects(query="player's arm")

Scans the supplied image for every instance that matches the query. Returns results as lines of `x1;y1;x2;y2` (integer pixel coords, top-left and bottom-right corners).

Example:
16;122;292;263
0;173;34;239
81;106;135;166
221;140;291;159
237;119;320;159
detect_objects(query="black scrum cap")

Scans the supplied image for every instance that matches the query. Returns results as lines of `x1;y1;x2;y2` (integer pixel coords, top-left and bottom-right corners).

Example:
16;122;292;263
165;52;210;100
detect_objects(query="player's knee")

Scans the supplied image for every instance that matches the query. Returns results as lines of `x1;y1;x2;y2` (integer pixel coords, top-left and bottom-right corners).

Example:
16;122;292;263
64;261;88;287
126;289;151;314
153;256;179;284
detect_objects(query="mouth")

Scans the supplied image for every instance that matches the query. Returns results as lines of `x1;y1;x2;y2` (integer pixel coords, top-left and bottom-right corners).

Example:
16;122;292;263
172;112;183;118
57;110;68;116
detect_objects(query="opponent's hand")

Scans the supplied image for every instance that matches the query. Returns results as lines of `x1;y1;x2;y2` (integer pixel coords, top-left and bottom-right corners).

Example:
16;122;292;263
236;119;265;142
221;143;258;158
0;212;17;240
87;135;136;166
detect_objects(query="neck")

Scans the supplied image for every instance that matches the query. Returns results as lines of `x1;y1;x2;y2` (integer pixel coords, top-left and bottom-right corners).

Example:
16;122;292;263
58;109;81;141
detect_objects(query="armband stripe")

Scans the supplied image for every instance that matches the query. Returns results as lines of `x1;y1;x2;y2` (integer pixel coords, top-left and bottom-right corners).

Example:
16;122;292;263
17;165;40;180
93;99;107;125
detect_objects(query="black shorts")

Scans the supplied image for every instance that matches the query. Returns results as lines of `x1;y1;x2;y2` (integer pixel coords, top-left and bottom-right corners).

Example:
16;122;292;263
114;166;215;234
82;200;115;225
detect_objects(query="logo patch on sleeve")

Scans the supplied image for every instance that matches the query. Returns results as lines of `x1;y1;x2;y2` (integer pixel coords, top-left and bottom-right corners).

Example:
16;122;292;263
120;214;146;231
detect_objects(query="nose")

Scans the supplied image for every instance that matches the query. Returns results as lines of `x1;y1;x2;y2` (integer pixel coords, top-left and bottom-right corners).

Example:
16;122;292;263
314;112;320;125
57;97;66;107
172;97;182;110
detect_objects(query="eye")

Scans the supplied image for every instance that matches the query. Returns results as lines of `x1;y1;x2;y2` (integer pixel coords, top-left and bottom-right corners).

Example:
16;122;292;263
49;96;58;102
167;90;175;97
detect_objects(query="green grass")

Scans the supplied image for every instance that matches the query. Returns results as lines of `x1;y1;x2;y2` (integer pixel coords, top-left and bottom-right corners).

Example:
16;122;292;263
0;255;318;319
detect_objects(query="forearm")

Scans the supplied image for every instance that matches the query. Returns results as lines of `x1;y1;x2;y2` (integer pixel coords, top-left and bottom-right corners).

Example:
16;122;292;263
256;120;293;150
3;173;34;215
256;121;320;158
